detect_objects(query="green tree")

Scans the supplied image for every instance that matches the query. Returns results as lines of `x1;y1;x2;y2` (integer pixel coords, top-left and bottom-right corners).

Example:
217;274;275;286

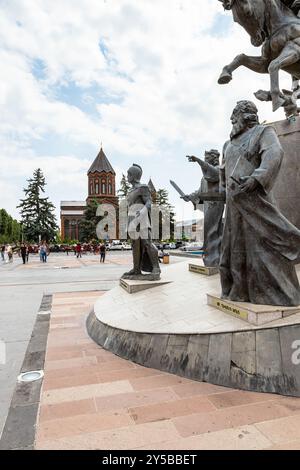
17;169;58;242
54;230;63;244
79;200;103;242
156;189;172;209
118;174;131;198
155;189;175;241
0;209;21;244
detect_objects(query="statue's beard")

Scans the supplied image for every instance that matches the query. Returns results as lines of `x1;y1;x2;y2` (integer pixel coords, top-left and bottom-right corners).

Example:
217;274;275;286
230;121;245;139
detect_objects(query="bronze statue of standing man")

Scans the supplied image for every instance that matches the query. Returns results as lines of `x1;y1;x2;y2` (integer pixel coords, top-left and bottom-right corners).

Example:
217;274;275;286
183;150;225;267
220;100;300;306
122;164;161;281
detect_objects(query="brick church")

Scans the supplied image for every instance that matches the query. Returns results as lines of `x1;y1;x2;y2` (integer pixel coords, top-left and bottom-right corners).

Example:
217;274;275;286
60;147;119;241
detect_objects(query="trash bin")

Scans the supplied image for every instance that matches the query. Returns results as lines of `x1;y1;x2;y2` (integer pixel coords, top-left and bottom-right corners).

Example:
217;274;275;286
163;254;170;264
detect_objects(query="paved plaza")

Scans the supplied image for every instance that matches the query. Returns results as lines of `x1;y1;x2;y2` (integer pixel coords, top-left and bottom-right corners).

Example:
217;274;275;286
1;252;300;450
0;251;133;437
36;291;300;450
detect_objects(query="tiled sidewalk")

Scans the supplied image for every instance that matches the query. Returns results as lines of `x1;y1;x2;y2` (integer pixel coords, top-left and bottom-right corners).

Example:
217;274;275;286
35;292;300;450
17;253;132;269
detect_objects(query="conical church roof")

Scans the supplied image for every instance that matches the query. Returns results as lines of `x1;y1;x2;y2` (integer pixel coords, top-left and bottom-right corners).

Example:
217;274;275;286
148;178;156;193
88;147;115;175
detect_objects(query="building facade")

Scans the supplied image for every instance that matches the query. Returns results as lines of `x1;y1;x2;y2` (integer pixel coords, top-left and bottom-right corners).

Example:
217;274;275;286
60;147;119;241
60;201;86;241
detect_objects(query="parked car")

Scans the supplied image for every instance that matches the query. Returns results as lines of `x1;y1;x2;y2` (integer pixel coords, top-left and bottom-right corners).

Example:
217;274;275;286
122;243;132;250
162;243;176;250
175;241;186;249
107;241;124;251
179;242;204;252
168;243;176;249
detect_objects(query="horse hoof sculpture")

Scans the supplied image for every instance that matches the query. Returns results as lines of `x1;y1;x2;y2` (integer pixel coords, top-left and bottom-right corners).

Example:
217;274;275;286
218;68;233;84
218;0;300;113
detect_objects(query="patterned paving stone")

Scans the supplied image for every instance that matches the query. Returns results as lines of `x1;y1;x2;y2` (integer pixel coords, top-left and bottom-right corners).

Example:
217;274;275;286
34;291;300;450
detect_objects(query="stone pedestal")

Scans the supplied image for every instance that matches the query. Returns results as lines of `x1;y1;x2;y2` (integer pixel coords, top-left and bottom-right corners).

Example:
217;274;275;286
120;278;172;294
207;293;300;326
272;117;300;229
189;263;218;276
87;261;300;396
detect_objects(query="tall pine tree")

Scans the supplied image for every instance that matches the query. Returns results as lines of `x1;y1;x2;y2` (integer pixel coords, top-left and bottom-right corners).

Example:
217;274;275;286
155;188;175;241
155;189;172;209
17;169;58;242
79;200;102;242
118;174;131;199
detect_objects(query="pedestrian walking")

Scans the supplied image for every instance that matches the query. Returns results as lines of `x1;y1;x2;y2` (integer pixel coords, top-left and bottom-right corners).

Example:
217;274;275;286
100;243;106;263
76;243;82;259
40;243;48;263
20;243;27;264
26;245;29;263
1;245;5;262
7;245;13;263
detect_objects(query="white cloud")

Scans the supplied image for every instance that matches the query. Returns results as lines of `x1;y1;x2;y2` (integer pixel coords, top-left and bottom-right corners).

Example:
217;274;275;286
0;0;293;222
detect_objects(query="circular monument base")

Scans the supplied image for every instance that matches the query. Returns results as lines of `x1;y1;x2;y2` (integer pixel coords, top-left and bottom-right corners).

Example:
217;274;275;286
87;261;300;397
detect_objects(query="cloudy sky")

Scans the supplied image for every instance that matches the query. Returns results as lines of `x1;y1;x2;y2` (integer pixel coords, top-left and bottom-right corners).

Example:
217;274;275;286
0;0;292;223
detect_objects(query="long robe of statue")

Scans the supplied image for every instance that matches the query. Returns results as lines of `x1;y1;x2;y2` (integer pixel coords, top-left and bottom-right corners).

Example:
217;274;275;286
220;100;300;306
187;152;224;267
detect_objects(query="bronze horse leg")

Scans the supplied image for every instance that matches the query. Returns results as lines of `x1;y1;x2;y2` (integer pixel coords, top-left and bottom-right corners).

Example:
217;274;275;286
268;43;300;111
218;53;269;84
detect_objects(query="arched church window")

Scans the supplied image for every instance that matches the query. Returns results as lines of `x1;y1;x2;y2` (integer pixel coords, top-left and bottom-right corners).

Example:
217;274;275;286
64;219;70;239
108;183;112;194
102;180;106;194
95;180;99;194
71;220;77;240
90;181;94;195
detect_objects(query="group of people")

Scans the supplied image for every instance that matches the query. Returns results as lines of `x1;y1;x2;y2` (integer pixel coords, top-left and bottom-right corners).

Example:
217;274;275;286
20;242;48;264
1;244;14;263
74;242;106;263
0;243;50;265
1;241;108;265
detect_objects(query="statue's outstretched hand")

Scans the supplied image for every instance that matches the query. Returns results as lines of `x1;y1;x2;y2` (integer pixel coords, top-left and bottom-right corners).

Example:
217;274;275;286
186;155;199;163
239;176;258;193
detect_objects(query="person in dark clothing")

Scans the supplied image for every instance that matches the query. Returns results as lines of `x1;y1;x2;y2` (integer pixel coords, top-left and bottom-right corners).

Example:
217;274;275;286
76;243;82;258
100;244;106;263
1;245;5;262
20;244;27;264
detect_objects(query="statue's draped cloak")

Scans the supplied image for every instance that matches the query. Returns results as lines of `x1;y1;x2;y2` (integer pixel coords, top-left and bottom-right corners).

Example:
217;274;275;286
189;165;224;267
220;125;300;306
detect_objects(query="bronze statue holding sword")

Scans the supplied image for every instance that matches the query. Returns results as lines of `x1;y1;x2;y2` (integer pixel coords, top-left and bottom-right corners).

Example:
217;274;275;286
170;150;225;268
